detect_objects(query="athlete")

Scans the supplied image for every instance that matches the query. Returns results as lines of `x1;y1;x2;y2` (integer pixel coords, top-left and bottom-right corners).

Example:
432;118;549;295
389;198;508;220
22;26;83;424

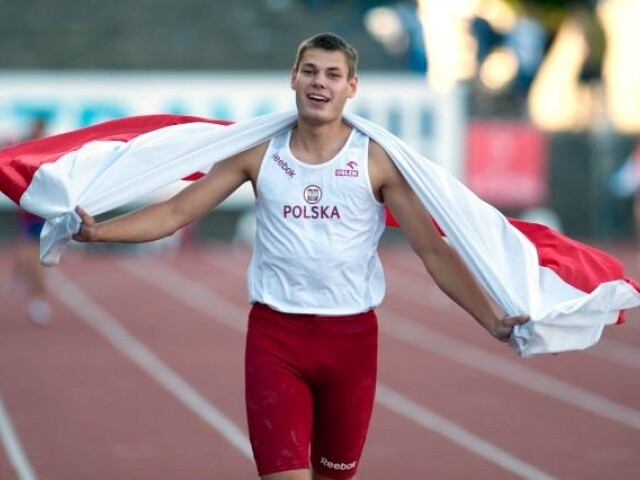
5;118;52;325
73;33;529;480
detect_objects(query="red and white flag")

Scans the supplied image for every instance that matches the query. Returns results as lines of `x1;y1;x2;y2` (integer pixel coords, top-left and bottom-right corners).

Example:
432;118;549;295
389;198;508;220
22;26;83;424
1;112;638;357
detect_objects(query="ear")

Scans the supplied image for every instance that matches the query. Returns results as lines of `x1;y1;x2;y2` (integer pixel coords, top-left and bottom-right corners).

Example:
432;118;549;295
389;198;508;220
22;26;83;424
290;68;298;91
347;75;359;99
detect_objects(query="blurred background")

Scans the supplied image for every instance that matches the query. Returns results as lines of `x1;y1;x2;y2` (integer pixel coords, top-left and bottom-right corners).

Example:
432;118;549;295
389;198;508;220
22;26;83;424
1;0;639;246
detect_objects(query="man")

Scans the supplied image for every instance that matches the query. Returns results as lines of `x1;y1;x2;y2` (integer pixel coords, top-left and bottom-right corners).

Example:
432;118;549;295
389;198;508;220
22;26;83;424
610;140;640;266
73;33;528;480
5;117;52;325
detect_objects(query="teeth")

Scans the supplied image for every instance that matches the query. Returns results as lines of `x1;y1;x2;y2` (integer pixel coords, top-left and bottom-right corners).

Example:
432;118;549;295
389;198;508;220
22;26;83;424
308;94;328;101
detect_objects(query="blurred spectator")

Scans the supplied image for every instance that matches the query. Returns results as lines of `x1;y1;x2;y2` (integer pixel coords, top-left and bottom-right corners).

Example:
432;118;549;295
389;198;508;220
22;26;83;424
528;2;606;132
470;0;547;114
395;1;427;73
504;3;547;98
4;117;52;326
470;14;503;66
363;1;427;73
610;140;640;262
599;0;640;132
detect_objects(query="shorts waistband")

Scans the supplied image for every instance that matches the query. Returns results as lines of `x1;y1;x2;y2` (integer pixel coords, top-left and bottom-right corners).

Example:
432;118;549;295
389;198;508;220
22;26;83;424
251;302;375;322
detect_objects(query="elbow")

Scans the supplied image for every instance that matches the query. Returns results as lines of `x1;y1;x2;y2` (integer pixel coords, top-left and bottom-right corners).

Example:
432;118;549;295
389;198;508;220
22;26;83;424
162;217;185;239
162;203;192;239
413;237;447;261
415;240;457;273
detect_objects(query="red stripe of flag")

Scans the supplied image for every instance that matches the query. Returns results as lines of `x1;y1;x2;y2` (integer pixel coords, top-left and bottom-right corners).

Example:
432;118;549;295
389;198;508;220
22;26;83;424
0;114;231;204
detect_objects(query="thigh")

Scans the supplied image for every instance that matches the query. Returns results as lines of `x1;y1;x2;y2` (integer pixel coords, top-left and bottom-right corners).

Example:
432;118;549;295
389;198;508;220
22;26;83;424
245;308;314;476
311;312;378;479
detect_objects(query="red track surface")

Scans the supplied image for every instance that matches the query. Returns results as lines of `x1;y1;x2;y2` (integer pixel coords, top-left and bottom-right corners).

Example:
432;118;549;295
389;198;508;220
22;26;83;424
1;242;639;479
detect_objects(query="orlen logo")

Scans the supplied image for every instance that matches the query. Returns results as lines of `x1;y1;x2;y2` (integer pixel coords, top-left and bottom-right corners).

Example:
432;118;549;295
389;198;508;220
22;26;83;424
272;153;296;178
335;160;359;177
320;457;357;471
304;185;322;204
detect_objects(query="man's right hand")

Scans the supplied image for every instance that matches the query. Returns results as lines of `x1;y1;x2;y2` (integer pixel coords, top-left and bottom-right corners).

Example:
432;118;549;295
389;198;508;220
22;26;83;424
72;206;98;242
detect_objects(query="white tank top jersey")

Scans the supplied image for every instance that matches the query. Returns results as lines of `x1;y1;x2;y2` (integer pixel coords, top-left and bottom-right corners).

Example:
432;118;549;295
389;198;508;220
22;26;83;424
248;127;387;315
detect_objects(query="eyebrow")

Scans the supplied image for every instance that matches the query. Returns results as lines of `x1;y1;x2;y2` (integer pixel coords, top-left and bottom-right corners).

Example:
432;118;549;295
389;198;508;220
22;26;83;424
300;62;344;73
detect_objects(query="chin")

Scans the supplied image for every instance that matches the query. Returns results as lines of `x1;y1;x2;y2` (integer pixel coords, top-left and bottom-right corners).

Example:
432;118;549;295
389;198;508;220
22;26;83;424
300;107;338;125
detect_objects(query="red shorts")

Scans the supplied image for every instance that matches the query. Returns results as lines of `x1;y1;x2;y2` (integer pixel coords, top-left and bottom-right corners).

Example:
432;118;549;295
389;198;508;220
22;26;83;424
245;303;378;479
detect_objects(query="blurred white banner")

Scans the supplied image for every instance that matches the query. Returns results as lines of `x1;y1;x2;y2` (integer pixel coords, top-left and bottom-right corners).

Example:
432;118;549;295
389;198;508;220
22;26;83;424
0;71;465;209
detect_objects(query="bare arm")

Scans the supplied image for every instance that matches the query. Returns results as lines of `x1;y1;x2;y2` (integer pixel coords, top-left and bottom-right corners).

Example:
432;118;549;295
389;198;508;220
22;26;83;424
369;141;528;341
73;144;266;244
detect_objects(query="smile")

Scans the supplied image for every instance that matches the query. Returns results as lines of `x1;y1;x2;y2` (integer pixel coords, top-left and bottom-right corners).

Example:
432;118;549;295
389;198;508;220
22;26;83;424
307;93;329;102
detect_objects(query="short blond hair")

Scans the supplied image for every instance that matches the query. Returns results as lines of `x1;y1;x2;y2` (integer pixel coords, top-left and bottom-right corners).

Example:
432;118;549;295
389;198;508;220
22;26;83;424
293;33;358;79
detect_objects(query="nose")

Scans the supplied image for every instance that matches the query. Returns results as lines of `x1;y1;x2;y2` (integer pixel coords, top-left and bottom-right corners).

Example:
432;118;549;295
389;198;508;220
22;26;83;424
311;73;325;88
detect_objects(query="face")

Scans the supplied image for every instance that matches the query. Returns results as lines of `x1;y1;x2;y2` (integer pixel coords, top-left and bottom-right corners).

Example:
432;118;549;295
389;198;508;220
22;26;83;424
291;48;358;125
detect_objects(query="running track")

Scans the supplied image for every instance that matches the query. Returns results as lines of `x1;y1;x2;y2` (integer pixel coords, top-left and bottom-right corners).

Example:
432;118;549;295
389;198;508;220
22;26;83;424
1;242;639;479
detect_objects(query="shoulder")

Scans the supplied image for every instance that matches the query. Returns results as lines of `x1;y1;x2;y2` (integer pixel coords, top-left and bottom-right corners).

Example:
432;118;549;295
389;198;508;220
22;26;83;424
207;140;270;183
367;138;404;200
368;139;400;179
367;139;390;165
221;140;270;169
239;140;270;161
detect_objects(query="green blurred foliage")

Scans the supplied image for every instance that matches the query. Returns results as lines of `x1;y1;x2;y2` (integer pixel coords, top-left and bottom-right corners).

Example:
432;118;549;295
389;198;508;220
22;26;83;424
503;0;592;33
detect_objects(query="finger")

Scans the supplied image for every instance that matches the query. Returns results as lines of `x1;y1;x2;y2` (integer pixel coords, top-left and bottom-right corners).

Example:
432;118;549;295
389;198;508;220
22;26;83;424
75;206;95;226
75;205;87;220
504;315;530;327
515;314;530;324
494;327;512;342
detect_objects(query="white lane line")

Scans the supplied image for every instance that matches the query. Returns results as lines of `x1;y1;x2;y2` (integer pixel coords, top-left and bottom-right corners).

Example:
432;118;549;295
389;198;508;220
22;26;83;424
119;260;248;334
0;392;37;480
122;259;555;478
376;385;555;480
48;270;253;459
379;309;640;431
588;338;640;371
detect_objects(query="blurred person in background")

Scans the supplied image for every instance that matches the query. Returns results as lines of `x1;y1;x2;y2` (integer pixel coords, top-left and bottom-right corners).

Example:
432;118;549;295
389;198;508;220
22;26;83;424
4;117;52;326
610;140;640;264
72;33;528;480
528;1;606;131
503;0;547;100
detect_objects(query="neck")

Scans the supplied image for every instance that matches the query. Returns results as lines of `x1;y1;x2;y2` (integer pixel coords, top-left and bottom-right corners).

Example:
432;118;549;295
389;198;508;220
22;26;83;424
290;118;352;165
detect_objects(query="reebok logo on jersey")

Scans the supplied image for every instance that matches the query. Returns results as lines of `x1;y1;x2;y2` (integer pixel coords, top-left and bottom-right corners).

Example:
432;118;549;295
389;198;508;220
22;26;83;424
320;457;357;471
335;160;359;177
272;153;296;178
